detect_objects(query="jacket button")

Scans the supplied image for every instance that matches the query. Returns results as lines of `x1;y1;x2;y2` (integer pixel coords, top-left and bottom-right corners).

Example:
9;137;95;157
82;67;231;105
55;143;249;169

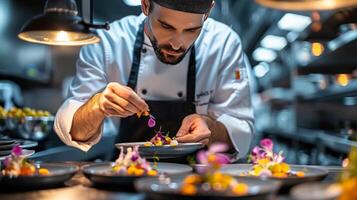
177;91;183;97
142;48;147;53
142;89;147;95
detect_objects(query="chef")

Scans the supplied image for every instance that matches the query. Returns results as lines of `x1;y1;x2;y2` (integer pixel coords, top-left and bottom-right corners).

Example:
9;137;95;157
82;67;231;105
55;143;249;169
54;0;254;158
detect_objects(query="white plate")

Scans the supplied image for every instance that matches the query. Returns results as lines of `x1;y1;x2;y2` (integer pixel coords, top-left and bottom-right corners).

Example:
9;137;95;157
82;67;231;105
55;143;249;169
115;142;204;159
83;162;192;186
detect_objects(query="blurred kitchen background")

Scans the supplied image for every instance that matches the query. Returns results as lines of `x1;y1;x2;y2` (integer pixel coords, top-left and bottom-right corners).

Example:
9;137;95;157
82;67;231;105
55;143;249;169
0;0;356;165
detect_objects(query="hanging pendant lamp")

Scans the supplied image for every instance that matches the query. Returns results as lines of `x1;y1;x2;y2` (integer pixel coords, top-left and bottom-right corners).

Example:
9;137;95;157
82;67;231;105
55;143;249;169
255;0;357;11
18;0;109;46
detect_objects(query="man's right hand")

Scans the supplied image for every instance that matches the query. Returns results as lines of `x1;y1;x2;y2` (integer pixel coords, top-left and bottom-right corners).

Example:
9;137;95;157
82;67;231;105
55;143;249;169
97;82;149;118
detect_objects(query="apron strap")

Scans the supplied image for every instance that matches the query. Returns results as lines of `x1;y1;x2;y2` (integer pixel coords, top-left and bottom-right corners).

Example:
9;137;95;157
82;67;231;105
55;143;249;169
127;21;145;90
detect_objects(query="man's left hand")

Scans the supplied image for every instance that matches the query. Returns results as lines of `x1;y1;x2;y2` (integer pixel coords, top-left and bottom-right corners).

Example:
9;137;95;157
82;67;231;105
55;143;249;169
176;114;211;145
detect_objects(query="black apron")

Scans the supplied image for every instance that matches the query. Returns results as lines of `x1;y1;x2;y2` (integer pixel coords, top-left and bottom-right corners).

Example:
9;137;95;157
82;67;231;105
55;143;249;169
115;20;197;146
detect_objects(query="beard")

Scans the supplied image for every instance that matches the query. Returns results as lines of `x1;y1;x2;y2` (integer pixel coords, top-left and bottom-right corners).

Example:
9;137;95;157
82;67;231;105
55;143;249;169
148;34;192;65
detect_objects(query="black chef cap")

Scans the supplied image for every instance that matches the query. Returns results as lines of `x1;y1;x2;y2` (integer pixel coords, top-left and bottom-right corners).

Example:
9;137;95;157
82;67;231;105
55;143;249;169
152;0;213;14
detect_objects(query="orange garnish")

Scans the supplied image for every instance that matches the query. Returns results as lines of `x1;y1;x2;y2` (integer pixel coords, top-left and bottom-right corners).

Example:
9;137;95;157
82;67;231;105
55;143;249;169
181;184;197;195
232;183;249;195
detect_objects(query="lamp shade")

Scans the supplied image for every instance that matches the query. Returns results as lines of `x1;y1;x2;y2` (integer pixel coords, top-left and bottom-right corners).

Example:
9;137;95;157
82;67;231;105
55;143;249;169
255;0;357;11
18;0;100;46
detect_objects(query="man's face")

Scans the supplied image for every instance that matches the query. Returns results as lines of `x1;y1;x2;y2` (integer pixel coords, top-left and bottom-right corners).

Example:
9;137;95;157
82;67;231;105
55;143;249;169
144;1;207;65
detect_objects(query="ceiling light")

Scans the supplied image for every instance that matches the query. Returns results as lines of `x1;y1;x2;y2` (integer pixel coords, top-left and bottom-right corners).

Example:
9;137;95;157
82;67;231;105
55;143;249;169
278;13;311;32
260;35;287;51
253;47;277;62
256;0;357;11
254;62;270;78
123;0;141;6
18;0;109;46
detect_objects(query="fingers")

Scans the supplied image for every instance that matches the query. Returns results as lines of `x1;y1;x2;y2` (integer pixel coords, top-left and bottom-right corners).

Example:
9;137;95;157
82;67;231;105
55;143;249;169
109;83;148;112
176;130;211;143
198;138;209;145
176;115;193;137
176;122;190;137
103;92;139;113
100;82;149;117
100;99;131;117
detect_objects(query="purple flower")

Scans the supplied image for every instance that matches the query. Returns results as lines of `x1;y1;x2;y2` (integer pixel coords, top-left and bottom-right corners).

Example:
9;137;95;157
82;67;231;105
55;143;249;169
131;154;139;162
260;138;273;151
3;157;11;167
197;150;208;165
11;145;22;156
148;116;156;128
252;146;261;156
209;143;228;153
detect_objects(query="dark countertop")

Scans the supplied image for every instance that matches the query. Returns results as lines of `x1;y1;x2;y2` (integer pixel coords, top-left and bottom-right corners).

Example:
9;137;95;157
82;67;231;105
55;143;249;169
0;165;343;200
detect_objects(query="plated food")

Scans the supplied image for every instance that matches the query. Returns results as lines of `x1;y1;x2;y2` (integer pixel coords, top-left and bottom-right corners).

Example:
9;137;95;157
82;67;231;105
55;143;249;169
1;145;49;177
245;138;305;178
180;143;249;196
83;146;192;187
0;145;78;189
144;130;178;146
135;143;281;199
111;146;157;176
220;139;328;188
116;142;203;159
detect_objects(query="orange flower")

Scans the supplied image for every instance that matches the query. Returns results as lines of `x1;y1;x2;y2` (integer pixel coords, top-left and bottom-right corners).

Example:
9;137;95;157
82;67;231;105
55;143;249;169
232;183;249;195
183;174;202;185
296;171;305;177
181;184;197;195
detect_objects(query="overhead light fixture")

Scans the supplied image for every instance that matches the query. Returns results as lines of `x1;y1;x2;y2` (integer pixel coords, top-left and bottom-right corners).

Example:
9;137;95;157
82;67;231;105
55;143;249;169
336;74;350;87
255;0;357;11
18;0;110;46
253;47;277;63
286;31;300;43
260;35;287;51
123;0;141;6
254;62;270;78
311;42;324;57
278;13;311;32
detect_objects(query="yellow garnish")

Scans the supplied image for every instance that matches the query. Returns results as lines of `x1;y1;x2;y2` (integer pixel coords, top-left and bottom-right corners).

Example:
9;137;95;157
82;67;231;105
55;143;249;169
38;168;50;176
147;170;158;176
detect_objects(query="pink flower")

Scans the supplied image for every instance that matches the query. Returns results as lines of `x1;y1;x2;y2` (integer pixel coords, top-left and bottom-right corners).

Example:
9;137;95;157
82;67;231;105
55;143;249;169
196;142;231;174
148;116;156;128
209;143;228;153
214;153;230;165
260;138;273;151
11;145;22;156
197;150;208;165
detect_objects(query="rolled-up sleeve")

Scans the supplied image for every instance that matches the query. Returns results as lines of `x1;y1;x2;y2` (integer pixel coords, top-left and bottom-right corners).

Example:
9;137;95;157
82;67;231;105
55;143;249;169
208;32;255;158
54;41;108;152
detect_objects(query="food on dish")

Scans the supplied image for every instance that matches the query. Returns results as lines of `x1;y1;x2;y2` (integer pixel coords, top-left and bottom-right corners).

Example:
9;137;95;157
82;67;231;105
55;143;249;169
181;143;248;196
143;130;178;147
111;146;158;176
245;138;305;178
1;145;49;177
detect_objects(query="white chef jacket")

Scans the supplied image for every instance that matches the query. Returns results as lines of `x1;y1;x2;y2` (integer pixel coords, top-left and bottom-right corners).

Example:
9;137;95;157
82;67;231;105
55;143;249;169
54;14;255;157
